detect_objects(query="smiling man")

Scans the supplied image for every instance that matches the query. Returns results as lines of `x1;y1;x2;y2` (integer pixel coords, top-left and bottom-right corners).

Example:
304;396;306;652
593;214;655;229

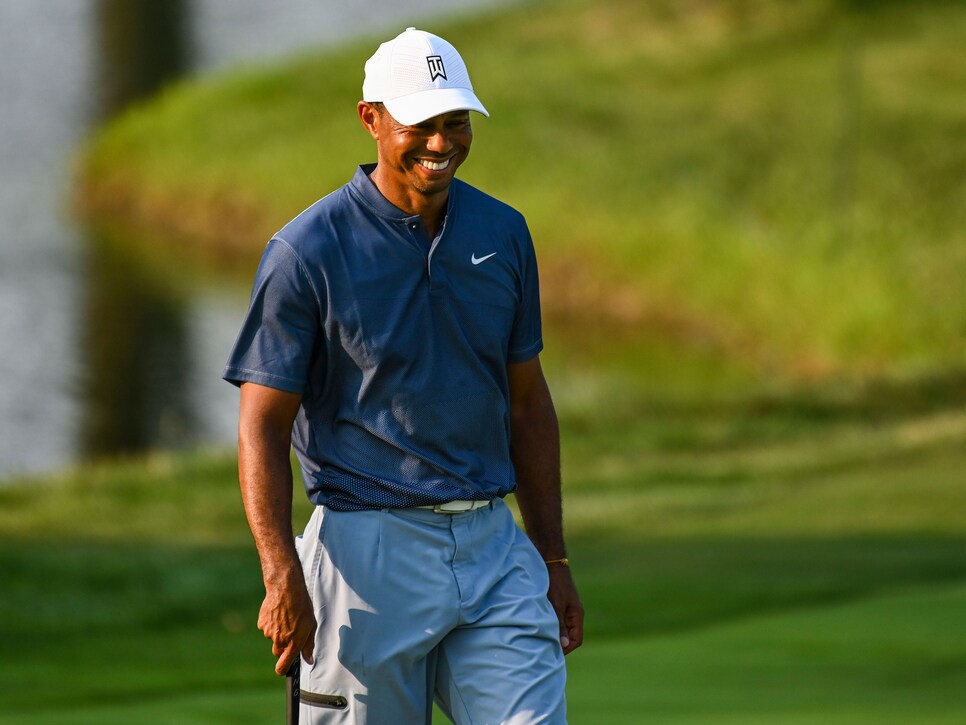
360;105;473;228
224;27;583;724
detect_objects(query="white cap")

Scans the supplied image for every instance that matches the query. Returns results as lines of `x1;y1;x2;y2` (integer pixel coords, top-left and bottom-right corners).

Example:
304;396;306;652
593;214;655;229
362;27;488;126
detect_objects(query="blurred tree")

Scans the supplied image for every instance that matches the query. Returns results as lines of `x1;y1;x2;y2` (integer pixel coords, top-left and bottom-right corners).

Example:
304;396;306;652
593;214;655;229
81;0;194;459
95;0;189;118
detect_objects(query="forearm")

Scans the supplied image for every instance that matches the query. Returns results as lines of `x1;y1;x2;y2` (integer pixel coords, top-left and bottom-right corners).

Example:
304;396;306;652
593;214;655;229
508;363;584;653
237;384;304;587
510;382;567;560
239;429;301;585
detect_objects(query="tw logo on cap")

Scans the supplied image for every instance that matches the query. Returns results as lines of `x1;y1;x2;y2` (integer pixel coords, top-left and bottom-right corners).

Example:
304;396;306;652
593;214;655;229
427;55;447;81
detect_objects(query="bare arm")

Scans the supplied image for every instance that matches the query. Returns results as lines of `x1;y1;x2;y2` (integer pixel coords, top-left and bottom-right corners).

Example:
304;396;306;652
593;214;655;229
238;381;317;675
508;356;584;654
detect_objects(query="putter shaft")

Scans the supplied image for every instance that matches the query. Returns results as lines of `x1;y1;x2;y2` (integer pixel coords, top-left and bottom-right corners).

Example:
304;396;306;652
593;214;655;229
286;658;300;725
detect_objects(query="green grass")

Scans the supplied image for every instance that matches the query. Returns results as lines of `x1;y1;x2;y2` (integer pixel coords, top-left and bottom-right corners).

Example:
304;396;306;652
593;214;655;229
3;364;966;721
74;0;966;377
39;0;966;720
568;582;966;724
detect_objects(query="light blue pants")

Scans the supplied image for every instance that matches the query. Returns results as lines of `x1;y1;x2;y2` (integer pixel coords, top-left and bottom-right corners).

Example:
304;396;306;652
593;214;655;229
295;498;567;724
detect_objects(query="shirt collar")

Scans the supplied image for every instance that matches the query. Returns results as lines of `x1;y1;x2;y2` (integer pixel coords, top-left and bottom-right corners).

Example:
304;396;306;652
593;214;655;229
349;163;459;223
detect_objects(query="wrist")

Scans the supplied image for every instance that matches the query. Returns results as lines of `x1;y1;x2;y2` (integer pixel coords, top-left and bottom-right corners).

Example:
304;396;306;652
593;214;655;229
261;554;303;589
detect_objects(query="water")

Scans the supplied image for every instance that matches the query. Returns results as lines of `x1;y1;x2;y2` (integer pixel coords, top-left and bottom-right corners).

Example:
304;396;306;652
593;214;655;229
0;0;513;479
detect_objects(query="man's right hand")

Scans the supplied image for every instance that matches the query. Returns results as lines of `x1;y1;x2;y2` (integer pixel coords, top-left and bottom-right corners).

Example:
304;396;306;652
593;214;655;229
259;568;318;676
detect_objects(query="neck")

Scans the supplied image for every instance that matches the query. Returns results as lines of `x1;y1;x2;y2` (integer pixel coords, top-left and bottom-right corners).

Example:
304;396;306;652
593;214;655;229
369;166;449;238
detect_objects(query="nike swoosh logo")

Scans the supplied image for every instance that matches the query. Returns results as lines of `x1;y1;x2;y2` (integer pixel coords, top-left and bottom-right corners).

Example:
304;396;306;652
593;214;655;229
471;252;497;265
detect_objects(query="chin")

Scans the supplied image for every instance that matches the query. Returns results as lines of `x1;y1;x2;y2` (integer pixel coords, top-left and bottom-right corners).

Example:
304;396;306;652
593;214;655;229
415;181;450;197
412;171;455;194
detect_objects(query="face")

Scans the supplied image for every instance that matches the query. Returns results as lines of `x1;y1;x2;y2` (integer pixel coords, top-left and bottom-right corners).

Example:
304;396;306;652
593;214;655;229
359;103;473;210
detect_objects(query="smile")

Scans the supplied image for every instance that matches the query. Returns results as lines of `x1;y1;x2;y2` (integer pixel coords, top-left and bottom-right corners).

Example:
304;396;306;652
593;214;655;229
416;158;451;171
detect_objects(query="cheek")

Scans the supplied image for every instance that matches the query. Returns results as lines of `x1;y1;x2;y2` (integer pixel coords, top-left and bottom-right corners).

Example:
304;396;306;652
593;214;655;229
454;132;472;154
380;136;414;161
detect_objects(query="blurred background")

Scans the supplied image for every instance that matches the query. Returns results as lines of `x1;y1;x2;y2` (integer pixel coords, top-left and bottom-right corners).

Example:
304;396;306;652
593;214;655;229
0;0;512;477
2;0;966;722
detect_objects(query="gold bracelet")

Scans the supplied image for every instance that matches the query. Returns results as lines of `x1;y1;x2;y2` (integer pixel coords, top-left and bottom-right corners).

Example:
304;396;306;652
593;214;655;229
544;558;569;566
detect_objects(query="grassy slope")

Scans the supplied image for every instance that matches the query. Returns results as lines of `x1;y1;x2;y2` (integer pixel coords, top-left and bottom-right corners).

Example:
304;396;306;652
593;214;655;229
75;0;966;377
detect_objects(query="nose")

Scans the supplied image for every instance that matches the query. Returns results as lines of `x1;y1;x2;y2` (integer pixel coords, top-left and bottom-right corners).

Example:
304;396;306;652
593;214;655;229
426;130;453;154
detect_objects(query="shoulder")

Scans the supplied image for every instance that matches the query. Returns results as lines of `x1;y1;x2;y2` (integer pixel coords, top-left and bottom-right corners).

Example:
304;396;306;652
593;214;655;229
273;182;359;257
251;182;357;301
454;179;528;232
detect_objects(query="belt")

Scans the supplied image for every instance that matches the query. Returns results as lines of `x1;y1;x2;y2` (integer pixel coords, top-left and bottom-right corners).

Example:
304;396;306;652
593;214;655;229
418;500;491;514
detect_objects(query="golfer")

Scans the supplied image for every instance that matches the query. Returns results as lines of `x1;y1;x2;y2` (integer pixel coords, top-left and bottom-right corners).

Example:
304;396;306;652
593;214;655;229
224;27;583;723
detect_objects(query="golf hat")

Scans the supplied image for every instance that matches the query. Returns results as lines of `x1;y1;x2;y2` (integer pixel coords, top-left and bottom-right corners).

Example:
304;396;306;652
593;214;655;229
362;27;489;126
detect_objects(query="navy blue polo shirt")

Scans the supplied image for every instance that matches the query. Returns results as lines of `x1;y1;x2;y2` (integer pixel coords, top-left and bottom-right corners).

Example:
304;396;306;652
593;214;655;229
224;164;543;510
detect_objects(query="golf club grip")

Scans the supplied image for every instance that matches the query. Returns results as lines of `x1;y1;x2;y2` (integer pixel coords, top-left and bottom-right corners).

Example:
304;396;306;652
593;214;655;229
286;658;300;725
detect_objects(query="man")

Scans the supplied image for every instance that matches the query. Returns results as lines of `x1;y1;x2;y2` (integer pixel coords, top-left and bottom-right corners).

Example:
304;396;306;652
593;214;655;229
224;27;583;724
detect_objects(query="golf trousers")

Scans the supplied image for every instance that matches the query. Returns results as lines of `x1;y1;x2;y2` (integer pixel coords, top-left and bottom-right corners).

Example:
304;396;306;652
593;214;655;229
294;498;567;724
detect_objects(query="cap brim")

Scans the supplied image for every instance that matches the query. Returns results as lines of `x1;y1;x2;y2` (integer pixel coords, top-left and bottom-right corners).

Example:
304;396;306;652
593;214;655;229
383;87;489;126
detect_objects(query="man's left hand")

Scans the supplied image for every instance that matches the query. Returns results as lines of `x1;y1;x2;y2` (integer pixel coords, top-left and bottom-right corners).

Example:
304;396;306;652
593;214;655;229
547;566;584;654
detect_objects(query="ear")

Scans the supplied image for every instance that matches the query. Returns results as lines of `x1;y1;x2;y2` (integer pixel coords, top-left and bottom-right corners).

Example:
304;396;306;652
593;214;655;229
357;101;381;140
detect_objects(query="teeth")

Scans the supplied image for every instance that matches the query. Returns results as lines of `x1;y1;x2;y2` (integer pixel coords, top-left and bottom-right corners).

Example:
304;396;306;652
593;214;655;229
418;158;450;171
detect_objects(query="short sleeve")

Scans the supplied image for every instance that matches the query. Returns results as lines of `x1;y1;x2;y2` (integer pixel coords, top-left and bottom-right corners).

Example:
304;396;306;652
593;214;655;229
223;238;322;393
507;227;544;364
